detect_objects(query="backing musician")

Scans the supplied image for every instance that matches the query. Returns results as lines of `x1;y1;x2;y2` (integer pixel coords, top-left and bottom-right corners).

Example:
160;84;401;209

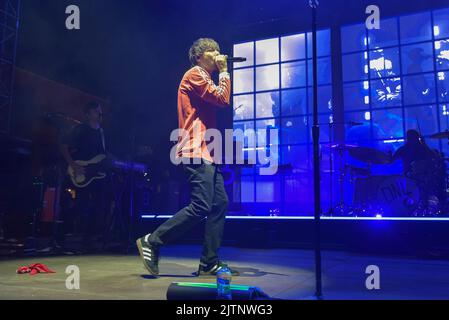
60;101;107;252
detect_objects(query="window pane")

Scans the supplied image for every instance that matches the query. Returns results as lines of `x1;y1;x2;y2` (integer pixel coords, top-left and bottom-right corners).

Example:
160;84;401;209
437;71;449;102
433;8;449;40
281;33;306;61
256;118;280;147
343;81;370;111
399;12;432;44
233;121;255;148
281;116;309;144
369;48;400;79
241;167;255;176
256;38;279;65
281;145;309;170
284;173;312;203
233;42;254;68
233;94;254;120
404;105;438;136
257;144;280;168
424;139;441;157
345;113;372;142
308;114;333;142
342;52;368;81
281;88;307;116
435;39;449;70
308;85;333;114
403;73;436;105
256;176;280;203
341;23;367;53
233;68;254;94
256;65;279;91
241;175;254;202
372;108;404;139
401;42;434;74
371;77;402;108
308;57;332;85
281;61;306;88
368;17;398;48
256;91;279;118
307;29;331;58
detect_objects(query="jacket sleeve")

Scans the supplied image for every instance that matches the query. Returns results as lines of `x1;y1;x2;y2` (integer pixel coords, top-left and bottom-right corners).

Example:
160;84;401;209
187;67;231;107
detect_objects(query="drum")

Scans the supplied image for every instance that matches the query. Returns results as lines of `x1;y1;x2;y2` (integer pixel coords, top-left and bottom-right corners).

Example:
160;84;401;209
408;155;447;207
376;175;420;216
353;175;420;216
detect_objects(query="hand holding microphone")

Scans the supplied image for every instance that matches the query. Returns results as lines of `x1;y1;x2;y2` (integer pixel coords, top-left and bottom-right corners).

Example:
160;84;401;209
214;54;228;73
215;55;247;72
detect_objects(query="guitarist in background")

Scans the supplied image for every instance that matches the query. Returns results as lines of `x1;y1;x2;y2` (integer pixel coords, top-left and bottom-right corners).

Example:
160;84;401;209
60;101;107;252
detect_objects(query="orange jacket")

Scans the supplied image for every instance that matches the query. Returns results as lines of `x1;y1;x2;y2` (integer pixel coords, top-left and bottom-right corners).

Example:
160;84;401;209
176;66;231;162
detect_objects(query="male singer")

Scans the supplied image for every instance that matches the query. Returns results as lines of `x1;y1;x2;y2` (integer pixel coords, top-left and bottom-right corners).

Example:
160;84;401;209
136;38;239;276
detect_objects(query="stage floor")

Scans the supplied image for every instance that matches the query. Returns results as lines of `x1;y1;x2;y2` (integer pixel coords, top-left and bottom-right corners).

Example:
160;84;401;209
1;245;448;300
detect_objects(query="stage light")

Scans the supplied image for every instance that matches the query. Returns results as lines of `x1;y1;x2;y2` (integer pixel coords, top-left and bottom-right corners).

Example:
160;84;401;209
443;105;449;116
364;111;371;120
364;96;370;105
383;139;404;144
375;214;382;219
363;81;369;90
434;26;440;37
140;214;449;221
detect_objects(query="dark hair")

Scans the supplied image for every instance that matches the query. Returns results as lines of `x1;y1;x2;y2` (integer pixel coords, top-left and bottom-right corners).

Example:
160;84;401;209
406;129;421;144
188;38;220;66
84;101;100;115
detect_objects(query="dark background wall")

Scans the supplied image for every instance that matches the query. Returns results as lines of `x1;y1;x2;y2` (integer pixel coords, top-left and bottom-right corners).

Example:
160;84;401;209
13;0;449;158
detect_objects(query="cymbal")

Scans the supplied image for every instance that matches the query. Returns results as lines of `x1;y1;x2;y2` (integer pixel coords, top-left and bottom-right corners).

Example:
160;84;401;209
348;146;391;164
328;143;358;151
430;131;449;139
345;165;371;176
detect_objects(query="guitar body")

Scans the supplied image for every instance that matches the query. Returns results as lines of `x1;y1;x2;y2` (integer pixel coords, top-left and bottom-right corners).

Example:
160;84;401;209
67;154;107;188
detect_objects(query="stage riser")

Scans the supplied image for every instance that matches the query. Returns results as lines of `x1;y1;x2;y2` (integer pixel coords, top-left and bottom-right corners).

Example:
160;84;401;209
138;218;449;257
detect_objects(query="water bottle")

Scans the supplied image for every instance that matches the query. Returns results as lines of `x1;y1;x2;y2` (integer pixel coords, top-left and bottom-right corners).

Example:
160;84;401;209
216;266;232;300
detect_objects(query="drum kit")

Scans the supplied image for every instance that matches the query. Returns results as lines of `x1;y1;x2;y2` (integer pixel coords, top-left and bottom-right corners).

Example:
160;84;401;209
327;130;449;217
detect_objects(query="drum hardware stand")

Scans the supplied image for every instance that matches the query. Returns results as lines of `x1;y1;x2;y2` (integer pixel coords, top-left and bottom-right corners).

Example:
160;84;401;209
103;173;128;252
126;130;137;254
26;166;68;255
324;121;358;216
335;148;350;215
43;165;65;254
25;176;45;254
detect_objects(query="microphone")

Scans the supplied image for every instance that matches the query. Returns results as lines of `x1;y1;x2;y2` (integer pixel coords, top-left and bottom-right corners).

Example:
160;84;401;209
227;57;247;63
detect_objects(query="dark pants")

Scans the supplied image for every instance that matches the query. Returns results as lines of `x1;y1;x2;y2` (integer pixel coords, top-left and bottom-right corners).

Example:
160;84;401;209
147;161;228;266
76;180;105;248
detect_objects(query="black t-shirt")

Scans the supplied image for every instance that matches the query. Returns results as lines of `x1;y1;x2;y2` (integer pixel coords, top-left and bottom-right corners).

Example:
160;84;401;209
63;123;106;161
393;142;436;173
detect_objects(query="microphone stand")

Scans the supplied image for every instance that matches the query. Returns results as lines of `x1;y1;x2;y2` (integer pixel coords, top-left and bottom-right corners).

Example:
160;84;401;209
310;0;323;300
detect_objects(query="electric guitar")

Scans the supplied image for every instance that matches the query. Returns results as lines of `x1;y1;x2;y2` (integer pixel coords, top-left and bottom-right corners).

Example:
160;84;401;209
67;154;108;188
